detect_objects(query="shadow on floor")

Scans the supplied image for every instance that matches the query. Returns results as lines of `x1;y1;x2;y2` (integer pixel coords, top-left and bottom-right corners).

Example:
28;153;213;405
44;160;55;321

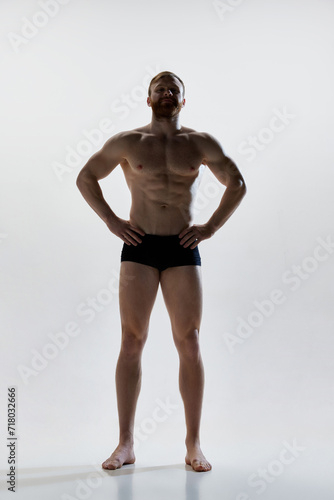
0;462;200;489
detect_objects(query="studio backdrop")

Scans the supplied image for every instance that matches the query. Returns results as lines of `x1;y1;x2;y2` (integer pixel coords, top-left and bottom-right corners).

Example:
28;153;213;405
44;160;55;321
0;0;333;496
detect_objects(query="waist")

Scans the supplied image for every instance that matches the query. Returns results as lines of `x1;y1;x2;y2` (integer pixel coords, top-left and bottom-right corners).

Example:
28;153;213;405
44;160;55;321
129;203;192;236
142;233;181;239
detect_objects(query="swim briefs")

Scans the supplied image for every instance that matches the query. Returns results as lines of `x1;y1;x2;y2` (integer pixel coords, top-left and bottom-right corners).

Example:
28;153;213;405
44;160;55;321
120;233;201;272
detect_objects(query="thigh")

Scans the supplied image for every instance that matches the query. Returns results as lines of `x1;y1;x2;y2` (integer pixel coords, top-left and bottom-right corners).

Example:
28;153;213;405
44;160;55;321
119;261;160;335
160;266;203;336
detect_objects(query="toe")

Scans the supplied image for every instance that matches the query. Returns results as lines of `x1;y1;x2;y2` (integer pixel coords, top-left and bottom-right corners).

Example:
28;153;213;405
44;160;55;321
192;459;212;472
102;460;118;470
193;460;204;471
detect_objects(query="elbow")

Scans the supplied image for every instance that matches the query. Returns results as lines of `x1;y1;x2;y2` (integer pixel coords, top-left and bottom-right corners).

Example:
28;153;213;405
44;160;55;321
229;176;247;197
76;173;84;191
236;181;247;203
76;170;95;190
239;178;247;197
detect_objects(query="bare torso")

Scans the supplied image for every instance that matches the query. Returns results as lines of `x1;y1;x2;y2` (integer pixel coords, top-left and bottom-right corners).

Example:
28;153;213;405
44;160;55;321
119;125;207;235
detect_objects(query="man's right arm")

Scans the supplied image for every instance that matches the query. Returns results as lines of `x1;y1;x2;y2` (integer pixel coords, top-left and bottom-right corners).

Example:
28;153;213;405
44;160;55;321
76;132;145;245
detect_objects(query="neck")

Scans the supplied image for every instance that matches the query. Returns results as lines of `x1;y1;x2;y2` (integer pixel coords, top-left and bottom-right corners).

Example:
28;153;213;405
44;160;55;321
149;113;182;136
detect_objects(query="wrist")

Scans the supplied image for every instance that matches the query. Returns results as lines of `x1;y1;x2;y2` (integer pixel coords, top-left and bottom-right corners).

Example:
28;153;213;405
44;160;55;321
205;221;218;235
103;212;118;225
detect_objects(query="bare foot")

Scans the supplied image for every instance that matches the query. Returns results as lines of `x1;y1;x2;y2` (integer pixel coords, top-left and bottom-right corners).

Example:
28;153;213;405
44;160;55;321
185;443;212;472
102;443;135;470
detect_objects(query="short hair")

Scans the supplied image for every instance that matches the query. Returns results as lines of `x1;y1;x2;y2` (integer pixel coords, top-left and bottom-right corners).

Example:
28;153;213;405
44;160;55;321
148;71;185;97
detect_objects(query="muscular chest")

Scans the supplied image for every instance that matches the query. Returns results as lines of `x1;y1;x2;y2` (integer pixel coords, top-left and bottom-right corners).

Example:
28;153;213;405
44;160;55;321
124;135;204;176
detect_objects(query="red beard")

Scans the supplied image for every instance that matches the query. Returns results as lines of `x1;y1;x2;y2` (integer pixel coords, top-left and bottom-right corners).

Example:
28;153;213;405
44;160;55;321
151;98;183;118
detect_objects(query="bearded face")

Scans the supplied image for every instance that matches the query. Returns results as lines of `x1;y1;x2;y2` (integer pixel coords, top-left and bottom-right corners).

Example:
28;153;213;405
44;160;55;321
150;97;184;118
148;77;185;118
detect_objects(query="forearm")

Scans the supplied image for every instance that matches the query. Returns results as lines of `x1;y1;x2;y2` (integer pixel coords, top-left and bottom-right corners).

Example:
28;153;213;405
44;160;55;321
76;173;117;224
206;182;246;233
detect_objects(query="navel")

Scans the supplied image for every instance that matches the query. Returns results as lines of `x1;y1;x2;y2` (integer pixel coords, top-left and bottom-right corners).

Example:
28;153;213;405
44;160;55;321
190;166;195;171
136;164;143;170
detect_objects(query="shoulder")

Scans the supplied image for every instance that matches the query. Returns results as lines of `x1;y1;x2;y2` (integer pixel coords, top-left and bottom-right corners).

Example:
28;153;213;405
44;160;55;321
102;127;146;152
108;128;146;142
184;130;225;162
183;128;223;147
193;131;222;147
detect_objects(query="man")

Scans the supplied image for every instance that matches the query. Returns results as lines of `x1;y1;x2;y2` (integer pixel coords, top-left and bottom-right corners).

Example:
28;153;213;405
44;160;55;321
76;71;246;473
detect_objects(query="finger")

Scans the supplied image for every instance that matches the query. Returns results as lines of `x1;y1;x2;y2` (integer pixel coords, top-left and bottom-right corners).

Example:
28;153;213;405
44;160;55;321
127;229;144;244
131;226;145;237
189;239;200;249
123;233;139;246
179;233;194;245
178;227;192;239
182;235;198;248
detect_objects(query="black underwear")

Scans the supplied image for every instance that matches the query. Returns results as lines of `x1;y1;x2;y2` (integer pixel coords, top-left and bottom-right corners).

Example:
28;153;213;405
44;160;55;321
120;234;201;272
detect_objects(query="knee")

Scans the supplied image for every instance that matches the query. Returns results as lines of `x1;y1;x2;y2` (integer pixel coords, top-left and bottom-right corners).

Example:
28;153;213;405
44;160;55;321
174;328;201;359
120;328;148;358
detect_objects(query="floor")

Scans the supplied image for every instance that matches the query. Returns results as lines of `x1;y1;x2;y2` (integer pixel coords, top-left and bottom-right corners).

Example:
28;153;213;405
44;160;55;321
1;450;333;500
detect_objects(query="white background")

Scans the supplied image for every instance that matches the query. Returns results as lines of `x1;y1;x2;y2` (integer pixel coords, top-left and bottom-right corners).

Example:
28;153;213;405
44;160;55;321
0;0;333;496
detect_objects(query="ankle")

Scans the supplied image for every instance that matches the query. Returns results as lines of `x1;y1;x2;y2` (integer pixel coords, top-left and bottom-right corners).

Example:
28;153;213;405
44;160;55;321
119;432;134;447
185;437;200;448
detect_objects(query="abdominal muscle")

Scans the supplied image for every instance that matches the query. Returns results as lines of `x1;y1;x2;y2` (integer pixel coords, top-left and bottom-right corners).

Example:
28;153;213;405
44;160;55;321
128;185;193;236
121;153;204;236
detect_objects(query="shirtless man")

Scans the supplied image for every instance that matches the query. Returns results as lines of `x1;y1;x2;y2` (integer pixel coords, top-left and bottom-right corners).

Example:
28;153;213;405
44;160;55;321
76;71;246;473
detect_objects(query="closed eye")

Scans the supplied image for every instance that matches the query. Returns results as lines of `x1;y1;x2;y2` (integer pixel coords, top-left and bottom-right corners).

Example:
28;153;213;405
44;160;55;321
156;87;179;93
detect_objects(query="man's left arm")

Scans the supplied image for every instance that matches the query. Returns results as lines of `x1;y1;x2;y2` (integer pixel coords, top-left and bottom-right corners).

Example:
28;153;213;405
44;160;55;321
179;133;246;249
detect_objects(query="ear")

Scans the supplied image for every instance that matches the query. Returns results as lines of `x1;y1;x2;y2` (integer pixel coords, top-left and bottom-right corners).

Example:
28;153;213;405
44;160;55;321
182;98;186;108
147;97;151;107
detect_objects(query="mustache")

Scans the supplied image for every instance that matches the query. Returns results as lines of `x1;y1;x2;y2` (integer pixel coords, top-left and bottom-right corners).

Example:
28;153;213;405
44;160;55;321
159;98;176;104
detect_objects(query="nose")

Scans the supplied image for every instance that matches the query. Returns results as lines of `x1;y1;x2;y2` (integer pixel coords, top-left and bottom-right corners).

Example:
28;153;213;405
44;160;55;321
163;89;173;97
